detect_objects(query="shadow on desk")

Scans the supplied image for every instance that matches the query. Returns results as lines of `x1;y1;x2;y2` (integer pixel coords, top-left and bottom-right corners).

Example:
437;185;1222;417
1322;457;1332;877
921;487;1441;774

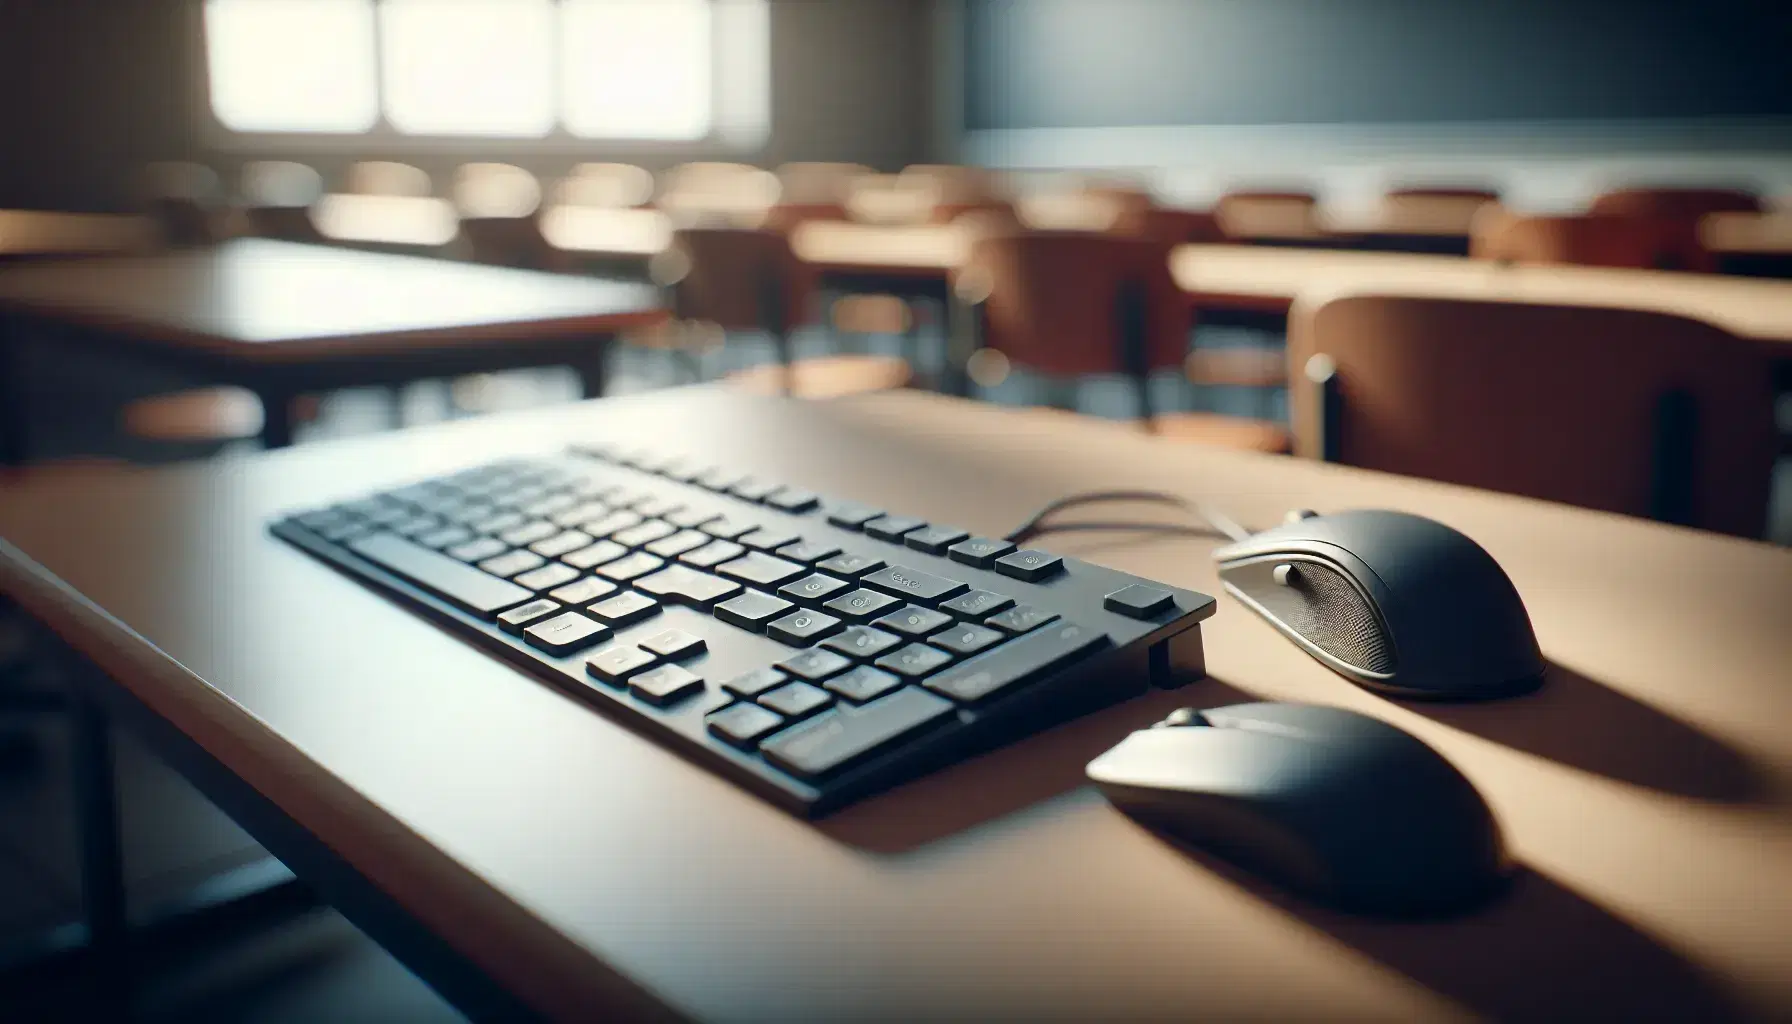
1413;660;1764;803
818;680;1262;854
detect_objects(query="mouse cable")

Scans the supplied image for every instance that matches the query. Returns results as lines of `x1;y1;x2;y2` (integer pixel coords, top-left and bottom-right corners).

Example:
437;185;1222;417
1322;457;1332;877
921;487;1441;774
1004;490;1253;545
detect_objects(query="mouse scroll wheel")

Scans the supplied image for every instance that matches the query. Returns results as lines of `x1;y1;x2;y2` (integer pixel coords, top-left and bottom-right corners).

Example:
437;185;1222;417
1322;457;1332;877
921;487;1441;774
1153;708;1210;729
1272;563;1298;587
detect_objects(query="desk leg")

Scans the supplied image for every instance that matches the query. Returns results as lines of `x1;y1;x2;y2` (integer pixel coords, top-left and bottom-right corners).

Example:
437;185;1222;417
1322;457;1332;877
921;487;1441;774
0;314;28;466
258;386;296;449
575;340;608;400
71;693;129;1002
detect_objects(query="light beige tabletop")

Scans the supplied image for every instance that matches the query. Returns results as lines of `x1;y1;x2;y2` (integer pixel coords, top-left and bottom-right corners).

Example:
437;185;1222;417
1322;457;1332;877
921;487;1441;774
1171;243;1792;344
0;238;663;362
0;209;158;259
538;206;673;258
0;388;1786;1022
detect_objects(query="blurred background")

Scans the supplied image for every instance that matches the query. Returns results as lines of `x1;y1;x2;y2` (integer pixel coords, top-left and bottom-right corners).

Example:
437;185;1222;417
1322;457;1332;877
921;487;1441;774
1;1;1789;1019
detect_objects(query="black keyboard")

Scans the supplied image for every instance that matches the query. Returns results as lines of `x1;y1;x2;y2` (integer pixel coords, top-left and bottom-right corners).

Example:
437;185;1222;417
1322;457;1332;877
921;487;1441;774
270;444;1217;816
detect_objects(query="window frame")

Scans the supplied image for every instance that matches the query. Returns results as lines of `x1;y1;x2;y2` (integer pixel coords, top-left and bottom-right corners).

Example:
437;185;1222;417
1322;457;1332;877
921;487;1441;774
189;0;770;156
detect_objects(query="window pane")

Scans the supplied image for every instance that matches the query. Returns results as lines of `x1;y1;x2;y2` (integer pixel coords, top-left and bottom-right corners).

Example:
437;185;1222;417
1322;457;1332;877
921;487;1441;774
563;0;713;140
713;0;771;146
204;0;378;133
381;0;555;137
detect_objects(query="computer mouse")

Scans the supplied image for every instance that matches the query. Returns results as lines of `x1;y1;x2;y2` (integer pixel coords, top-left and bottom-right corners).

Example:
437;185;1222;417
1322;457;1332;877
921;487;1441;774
1212;509;1544;700
1087;702;1510;916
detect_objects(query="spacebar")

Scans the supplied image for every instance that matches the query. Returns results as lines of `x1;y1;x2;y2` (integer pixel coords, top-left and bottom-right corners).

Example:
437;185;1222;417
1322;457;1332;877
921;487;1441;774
346;532;532;619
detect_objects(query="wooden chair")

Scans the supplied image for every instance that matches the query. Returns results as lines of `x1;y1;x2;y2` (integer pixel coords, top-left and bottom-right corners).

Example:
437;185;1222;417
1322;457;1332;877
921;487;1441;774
1471;211;1713;272
1288;294;1776;538
453;163;550;269
560;163;656;209
1214;189;1323;245
662;226;910;398
765;162;871;231
141;162;227;247
1589;187;1763;221
658;163;780;224
898;165;1013;225
344;161;433;197
240;161;325;243
955;227;1289;452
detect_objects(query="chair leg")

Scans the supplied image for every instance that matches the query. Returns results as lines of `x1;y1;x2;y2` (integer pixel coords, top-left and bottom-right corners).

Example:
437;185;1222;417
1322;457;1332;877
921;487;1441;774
71;692;129;1005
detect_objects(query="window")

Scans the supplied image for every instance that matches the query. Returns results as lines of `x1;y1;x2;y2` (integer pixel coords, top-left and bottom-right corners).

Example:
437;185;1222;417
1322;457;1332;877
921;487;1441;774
202;0;767;142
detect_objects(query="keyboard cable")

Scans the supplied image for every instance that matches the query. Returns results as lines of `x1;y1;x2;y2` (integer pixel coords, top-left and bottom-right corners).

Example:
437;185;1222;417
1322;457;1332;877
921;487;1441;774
1003;490;1253;545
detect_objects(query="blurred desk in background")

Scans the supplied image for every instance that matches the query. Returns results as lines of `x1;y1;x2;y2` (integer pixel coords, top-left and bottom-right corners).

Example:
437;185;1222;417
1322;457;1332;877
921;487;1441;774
0;211;157;262
1703;212;1792;280
0;239;664;463
309;194;460;251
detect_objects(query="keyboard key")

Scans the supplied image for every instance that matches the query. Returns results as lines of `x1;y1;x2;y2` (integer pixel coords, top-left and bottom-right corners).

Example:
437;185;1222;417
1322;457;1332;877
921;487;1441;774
986;604;1059;634
582;510;645;538
739;528;800;552
904;525;970;555
586;645;658;685
717;553;806;588
707;703;786;750
588;591;661;626
766;609;845;646
562;540;630;570
760;687;955;781
630;664;704;707
776;648;853;682
821;625;903;660
296;509;350;532
638;627;706;659
470;510;527;535
700;517;757;540
930;622;1005;656
551;500;611;528
776;541;840;565
1103;584;1176;619
658;459;709;483
439;501;496;527
729;479;783;503
779;573;852;606
722;666;789;698
679;540;746;569
714;591;795;631
874;605;954;638
513;562;581;592
666;507;722;529
523;612;611;654
500;520;559;548
635;566;743;608
925;620;1111;704
549;576;618;606
346;533;536;619
946;537;1016;569
447;536;508;563
391;515;444;539
759;682;833;719
696;467;749;492
864;516;927;542
875;643;955;679
497;598;562;635
826;503;882;530
822;588;902;623
816;553;884;579
940;589;1014;619
645;530;711;558
597;552;665;582
612;520;678;548
824;666;905;704
521;492;577;519
530;530;594;559
860;565;969;605
479;549;547;579
995;549;1064;582
765;488;820;513
318;520;372;543
415;524;475;550
633;496;686;519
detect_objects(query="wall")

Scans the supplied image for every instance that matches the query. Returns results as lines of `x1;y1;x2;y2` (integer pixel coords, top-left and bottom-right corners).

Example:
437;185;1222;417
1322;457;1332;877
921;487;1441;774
949;0;1792;209
0;0;932;212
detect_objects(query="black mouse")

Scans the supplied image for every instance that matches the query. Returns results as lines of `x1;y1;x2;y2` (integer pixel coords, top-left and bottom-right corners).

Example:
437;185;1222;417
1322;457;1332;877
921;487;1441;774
1087;702;1510;916
1212;509;1544;700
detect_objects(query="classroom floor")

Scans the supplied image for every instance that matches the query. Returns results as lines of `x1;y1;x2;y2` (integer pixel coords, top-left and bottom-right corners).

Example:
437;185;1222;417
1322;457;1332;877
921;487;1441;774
0;320;1786;1021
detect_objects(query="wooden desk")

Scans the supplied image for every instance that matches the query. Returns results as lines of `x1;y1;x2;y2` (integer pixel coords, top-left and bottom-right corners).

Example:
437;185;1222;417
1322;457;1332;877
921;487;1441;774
537;206;672;260
1171;244;1792;346
0;210;157;261
0;388;1785;1021
1704;213;1792;280
0;239;663;461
